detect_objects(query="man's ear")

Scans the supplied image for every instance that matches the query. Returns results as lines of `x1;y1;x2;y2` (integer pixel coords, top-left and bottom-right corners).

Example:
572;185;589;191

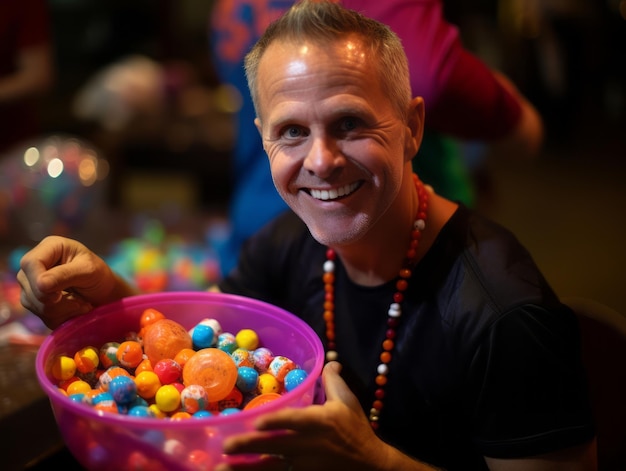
254;117;262;136
405;97;425;162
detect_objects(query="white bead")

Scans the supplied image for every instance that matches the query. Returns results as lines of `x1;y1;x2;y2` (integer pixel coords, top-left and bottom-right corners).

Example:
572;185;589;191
326;350;338;362
323;260;335;273
377;364;388;375
388;303;401;317
414;219;426;231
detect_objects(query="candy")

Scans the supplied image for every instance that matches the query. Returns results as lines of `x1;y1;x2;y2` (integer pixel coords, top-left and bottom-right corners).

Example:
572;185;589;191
134;371;161;399
235;329;259;350
74;346;100;374
116;340;144;369
109;375;138;404
190;322;215;350
236;366;259;393
216;332;237;353
153;359;182;385
268;356;297;382
98;366;131;391
98;342;120;369
182;348;237;402
142;319;192;365
180;384;209;414
284;368;308;392
252;347;274;372
155;384;181;413
52;355;77;381
257;373;281;394
231;348;253;367
66;379;92;396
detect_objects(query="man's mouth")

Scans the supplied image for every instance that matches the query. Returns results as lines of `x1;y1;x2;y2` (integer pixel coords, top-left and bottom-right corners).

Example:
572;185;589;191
309;182;360;201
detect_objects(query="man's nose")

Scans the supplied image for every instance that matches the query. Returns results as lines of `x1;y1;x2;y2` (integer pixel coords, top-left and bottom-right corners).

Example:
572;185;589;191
303;136;343;177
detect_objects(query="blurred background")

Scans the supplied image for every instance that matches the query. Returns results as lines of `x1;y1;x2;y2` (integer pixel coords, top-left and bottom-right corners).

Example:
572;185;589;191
0;0;624;468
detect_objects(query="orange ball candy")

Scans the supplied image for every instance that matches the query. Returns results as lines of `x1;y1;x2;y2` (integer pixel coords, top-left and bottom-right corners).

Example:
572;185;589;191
182;348;237;402
142;319;193;366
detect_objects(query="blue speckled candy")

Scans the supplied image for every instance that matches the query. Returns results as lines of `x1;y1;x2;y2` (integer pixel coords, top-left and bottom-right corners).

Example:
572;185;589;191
109;375;137;404
284;368;308;392
236;366;259;393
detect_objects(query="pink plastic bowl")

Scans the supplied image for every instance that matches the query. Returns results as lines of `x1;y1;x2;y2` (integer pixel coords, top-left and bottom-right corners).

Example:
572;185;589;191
36;291;324;470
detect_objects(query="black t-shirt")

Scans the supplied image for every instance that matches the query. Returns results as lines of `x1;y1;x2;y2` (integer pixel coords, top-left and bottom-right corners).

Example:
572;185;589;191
218;206;595;470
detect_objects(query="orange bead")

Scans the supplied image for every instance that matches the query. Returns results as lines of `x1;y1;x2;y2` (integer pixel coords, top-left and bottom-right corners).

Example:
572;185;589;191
375;374;387;386
382;339;394;351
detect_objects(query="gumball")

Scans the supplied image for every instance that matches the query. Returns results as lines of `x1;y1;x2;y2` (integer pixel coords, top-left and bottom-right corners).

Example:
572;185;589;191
173;348;196;369
182;348;237;402
66;379;92;396
163;438;186;460
235;328;259;350
180;384;209;414
74;346;100;374
192;410;213;419
191;323;215;350
128;405;155;418
134;357;153;374
153;359;182;385
236;366;259;393
109;375;138;404
99;342;120;369
170;411;192;420
91;391;115;407
268;356;297;382
98;366;131;391
252;347;274;372
142;319;192;366
220;407;241;416
52;354;76;381
139;307;166;329
231;348;253;367
257;373;281;394
134;370;161;399
284;368;308;392
216;332;237;353
68;392;91;405
148;403;167;419
58;376;80;392
116;340;144;369
155;384;181;412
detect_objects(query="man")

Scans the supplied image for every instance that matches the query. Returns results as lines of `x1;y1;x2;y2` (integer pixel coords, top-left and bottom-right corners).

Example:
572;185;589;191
19;2;595;470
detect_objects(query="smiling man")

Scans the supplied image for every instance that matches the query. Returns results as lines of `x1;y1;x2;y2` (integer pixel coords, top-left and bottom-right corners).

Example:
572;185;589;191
18;2;596;470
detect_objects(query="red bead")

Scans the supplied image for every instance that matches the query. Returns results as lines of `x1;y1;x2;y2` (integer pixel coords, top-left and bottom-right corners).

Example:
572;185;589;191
386;329;396;339
372;399;384;410
393;292;404;303
374;388;385;400
387;317;399;328
326;248;335;260
396;279;408;291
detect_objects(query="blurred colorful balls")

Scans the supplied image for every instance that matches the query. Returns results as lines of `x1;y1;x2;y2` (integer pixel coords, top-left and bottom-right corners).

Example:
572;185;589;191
0;135;109;242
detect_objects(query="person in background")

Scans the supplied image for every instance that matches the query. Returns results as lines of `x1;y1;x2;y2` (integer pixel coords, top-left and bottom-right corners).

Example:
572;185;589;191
0;0;55;155
18;2;594;470
209;0;544;277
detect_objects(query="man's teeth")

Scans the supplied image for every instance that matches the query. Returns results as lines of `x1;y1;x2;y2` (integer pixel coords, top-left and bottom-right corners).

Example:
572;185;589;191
310;182;359;201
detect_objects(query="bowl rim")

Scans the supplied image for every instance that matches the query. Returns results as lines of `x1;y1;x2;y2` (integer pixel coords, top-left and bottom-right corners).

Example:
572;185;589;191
35;291;325;429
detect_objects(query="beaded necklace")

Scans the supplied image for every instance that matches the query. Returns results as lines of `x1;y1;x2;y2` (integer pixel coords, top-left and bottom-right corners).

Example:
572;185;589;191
321;173;429;430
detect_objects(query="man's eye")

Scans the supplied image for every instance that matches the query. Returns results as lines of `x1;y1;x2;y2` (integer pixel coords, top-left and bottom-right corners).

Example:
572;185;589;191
339;118;359;132
284;126;305;138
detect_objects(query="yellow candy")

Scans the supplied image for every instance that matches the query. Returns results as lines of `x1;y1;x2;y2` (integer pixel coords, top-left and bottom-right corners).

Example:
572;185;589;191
66;380;92;396
74;346;100;374
257;373;281;394
149;404;167;419
235;329;259;350
52;355;77;381
134;371;162;399
155;384;181;412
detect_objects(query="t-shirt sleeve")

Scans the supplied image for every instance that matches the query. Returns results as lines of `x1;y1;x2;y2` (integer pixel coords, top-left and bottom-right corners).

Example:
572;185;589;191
466;303;595;458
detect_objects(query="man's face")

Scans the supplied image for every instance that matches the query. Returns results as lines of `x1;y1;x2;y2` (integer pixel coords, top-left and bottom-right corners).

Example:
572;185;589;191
254;36;416;247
